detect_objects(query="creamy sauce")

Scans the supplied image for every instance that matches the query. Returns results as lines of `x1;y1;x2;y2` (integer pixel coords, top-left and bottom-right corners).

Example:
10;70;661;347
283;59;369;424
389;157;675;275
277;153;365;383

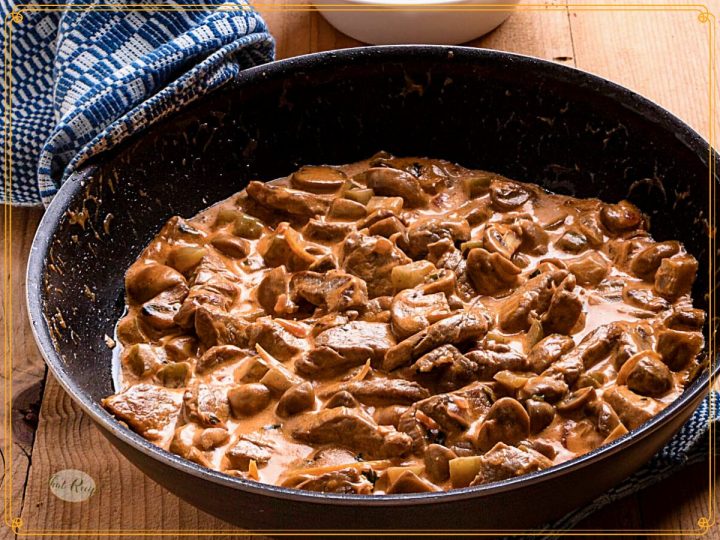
103;154;705;494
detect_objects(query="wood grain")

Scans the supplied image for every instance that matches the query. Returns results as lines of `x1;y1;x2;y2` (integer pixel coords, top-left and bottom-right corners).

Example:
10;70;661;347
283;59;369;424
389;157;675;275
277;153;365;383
4;0;719;538
568;7;717;140
0;207;45;527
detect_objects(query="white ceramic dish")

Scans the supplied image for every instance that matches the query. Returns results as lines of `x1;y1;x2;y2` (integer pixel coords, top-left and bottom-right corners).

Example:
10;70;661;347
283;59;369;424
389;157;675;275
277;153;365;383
314;0;519;45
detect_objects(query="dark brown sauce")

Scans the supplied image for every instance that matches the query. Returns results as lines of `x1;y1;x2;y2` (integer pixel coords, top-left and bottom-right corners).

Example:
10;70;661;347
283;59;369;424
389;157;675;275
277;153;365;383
103;154;706;494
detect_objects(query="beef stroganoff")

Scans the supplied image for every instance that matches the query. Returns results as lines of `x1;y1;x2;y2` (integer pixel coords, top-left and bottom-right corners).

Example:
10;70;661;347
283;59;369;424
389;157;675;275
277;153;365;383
103;154;705;494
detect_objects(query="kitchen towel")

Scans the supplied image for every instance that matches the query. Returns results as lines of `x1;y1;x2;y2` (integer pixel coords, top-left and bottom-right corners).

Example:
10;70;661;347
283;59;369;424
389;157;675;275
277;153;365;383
1;0;274;206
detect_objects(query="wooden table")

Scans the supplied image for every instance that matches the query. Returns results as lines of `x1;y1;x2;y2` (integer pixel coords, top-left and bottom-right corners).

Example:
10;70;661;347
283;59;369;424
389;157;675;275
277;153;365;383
2;1;718;537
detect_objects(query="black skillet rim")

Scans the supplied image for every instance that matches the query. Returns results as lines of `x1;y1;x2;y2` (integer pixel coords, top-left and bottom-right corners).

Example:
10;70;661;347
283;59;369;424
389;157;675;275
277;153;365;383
26;44;719;507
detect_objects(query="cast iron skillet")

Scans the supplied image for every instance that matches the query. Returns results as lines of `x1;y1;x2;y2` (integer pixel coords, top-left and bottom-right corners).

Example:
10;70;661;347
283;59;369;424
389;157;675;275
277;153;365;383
27;46;718;531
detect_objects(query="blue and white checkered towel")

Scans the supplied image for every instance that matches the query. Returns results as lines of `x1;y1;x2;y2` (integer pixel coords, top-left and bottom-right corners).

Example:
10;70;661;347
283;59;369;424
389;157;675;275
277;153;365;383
1;0;274;206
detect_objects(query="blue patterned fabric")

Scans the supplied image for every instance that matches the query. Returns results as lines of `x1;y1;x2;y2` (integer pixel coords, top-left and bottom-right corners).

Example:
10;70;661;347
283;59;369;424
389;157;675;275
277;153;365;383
1;1;274;206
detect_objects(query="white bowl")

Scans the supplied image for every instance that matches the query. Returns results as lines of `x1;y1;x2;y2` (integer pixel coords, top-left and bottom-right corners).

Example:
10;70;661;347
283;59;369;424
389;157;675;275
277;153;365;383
314;0;519;45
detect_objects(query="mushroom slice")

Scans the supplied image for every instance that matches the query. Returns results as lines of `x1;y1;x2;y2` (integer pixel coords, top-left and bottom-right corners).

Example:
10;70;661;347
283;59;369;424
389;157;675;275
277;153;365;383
126;263;188;304
599;200;644;233
490;181;531;210
291;165;347;193
474;397;531;451
466;248;523;297
482;223;522;259
356;167;429;208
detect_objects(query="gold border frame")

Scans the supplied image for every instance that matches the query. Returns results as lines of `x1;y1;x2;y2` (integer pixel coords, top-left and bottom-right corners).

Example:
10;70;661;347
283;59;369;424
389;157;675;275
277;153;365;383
2;1;716;536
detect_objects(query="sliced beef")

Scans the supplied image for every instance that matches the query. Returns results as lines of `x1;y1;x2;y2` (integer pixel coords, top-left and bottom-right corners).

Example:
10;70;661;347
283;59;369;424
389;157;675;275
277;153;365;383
469;442;552;486
656;328;704;371
288;407;413;459
401;217;471;259
369;216;405;237
412;344;466;374
194;305;249;348
183;382;230;427
616;351;672;397
295;346;355;379
318;379;430;406
246;181;331;217
383;309;489;371
623;285;670;312
314;321;395;365
565;251;610;286
102;384;183;441
497;270;568;333
341;233;411;297
225;433;276;471
654;254;698;300
174;266;238;329
542;323;622;384
359;295;393;323
603;385;662;430
540;274;584;335
398;383;494;451
302;218;355;243
527;334;575;373
290;270;368;313
390;289;453;340
664;307;705;331
247;318;306;361
515;217;550;255
465;342;528;380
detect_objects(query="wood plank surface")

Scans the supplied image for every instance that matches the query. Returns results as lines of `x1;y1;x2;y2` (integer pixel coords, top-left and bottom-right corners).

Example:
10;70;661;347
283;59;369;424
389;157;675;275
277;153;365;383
0;207;45;530
3;0;719;538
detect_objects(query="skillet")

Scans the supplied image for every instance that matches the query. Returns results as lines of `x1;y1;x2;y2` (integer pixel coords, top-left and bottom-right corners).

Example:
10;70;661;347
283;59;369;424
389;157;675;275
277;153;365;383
27;45;718;530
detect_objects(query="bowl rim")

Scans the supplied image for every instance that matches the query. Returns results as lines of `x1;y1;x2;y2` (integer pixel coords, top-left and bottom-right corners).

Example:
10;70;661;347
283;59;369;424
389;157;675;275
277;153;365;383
26;44;718;507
